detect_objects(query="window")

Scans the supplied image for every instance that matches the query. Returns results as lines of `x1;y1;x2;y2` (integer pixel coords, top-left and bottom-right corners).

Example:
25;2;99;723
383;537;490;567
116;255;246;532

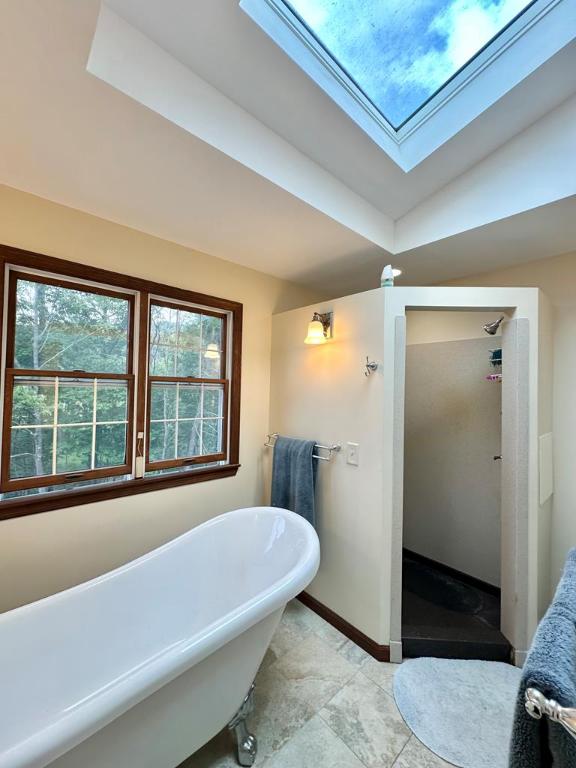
283;0;535;129
0;247;242;518
146;301;228;470
2;273;134;491
241;0;568;169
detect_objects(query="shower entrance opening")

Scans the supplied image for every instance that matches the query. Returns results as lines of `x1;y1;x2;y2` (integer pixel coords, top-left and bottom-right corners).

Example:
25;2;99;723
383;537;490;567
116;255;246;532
401;309;508;661
384;287;541;666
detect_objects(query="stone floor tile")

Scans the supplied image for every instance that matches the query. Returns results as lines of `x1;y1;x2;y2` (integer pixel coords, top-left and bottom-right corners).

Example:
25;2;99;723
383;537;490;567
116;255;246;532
320;671;411;768
361;657;399;696
265;715;366;768
392;736;455;767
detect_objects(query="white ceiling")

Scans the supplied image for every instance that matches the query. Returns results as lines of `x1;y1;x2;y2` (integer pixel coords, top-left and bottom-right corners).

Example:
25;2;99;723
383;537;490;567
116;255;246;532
0;0;384;285
0;0;575;297
105;0;576;218
393;196;576;288
288;196;576;295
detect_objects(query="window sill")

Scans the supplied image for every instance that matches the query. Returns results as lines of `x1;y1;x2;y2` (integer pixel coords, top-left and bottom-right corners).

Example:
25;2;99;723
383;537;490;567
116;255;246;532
0;464;241;521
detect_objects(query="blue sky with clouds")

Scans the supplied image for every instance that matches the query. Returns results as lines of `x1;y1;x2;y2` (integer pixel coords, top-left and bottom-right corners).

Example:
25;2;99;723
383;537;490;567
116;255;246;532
286;0;532;126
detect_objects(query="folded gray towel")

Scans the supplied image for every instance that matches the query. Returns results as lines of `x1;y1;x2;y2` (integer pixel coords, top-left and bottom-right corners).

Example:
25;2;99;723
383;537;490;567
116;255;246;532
509;549;576;767
271;436;317;526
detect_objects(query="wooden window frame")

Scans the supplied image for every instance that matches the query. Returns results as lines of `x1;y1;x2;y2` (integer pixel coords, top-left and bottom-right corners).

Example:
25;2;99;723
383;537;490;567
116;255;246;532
0;245;242;521
1;271;135;493
145;298;229;471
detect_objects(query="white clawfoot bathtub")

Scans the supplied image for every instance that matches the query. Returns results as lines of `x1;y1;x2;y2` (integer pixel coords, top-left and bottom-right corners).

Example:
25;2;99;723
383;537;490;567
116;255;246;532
0;506;320;768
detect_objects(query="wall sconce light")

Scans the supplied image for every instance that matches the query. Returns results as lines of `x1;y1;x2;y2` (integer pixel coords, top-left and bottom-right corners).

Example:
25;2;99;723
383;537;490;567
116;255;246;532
203;343;221;359
304;312;333;345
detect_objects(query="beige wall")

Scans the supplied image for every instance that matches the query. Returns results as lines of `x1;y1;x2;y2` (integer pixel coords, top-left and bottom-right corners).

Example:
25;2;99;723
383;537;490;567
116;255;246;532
270;286;544;649
270;290;387;642
448;251;576;597
0;184;320;613
406;310;503;345
404;312;502;586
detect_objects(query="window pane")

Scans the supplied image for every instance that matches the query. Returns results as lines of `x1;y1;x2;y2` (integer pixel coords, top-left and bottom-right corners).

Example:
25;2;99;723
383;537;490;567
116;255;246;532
14;278;130;373
202;314;221;346
10;427;53;479
201;353;221;379
12;378;55;426
149;421;176;462
177;348;200;378
56;426;92;473
149;345;176;377
200;315;223;378
148;382;225;464
149;305;178;376
285;0;534;128
203;386;223;418
95;424;127;468
58;380;93;424
202;419;222;455
177;420;202;458
8;375;130;481
96;380;128;422
149;304;223;379
150;383;177;420
179;384;201;418
179;310;201;351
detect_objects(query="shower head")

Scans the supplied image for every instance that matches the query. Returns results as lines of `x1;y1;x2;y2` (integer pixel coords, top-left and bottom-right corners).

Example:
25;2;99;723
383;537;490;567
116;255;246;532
483;315;505;335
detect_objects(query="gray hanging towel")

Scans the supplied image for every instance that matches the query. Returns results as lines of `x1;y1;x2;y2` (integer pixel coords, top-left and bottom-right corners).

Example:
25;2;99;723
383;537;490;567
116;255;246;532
509;548;576;767
271;436;317;527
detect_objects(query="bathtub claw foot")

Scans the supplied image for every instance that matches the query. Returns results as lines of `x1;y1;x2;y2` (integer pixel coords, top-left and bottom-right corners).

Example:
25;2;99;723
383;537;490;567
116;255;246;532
229;684;257;767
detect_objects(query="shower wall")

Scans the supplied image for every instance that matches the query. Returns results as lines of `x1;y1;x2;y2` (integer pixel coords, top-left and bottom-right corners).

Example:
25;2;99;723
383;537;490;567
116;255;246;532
403;312;503;587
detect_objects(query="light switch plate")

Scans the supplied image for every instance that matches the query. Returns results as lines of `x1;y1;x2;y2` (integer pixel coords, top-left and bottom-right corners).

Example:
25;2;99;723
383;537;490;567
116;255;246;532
346;442;359;466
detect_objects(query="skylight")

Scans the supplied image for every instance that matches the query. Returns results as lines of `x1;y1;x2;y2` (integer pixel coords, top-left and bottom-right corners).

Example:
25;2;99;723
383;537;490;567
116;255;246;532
241;0;571;170
284;0;535;128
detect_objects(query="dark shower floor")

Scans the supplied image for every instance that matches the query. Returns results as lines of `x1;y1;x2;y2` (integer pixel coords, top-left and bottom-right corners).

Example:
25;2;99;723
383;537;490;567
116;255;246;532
402;551;512;662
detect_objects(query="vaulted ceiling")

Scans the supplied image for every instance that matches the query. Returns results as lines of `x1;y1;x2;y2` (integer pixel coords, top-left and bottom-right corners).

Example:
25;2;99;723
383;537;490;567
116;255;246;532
0;0;575;296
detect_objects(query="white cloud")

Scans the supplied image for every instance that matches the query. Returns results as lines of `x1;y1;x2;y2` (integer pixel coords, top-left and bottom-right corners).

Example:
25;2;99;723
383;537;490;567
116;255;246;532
286;0;530;124
433;0;530;71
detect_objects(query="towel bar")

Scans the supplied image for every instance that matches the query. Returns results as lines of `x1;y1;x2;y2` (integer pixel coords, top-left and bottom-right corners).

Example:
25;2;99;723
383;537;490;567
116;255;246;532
525;688;576;742
264;433;341;461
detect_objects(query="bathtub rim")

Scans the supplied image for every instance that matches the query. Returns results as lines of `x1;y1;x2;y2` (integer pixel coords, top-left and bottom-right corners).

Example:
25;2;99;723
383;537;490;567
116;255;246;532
0;506;320;768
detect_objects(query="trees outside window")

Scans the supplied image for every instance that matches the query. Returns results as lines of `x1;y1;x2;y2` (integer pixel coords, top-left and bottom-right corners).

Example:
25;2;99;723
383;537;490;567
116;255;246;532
146;301;228;471
0;251;242;518
2;273;134;491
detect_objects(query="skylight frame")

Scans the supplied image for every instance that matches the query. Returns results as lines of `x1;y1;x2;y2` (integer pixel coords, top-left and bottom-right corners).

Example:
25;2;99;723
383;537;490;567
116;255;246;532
240;0;571;171
282;0;541;132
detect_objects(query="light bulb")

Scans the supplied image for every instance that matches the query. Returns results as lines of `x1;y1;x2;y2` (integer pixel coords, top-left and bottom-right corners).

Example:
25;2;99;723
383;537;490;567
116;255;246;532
304;319;326;345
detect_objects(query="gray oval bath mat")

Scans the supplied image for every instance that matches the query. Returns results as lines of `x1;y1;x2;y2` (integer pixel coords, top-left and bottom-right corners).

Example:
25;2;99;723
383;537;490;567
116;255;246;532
393;658;522;768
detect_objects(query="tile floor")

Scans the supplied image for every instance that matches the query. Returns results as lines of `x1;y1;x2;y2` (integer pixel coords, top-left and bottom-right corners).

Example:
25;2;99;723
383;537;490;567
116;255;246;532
181;600;452;768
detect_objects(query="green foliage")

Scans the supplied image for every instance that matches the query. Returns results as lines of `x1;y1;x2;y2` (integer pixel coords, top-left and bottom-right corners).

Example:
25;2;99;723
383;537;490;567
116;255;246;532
14;279;129;373
9;280;225;481
148;382;223;462
149;305;223;377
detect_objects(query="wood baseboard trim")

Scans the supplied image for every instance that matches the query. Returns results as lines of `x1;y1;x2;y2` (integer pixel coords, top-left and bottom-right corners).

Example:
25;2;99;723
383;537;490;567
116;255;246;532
298;591;390;662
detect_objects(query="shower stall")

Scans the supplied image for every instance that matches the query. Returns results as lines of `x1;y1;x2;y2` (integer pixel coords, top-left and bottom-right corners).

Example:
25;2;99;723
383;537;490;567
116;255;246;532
269;285;553;665
401;309;508;660
385;287;553;666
